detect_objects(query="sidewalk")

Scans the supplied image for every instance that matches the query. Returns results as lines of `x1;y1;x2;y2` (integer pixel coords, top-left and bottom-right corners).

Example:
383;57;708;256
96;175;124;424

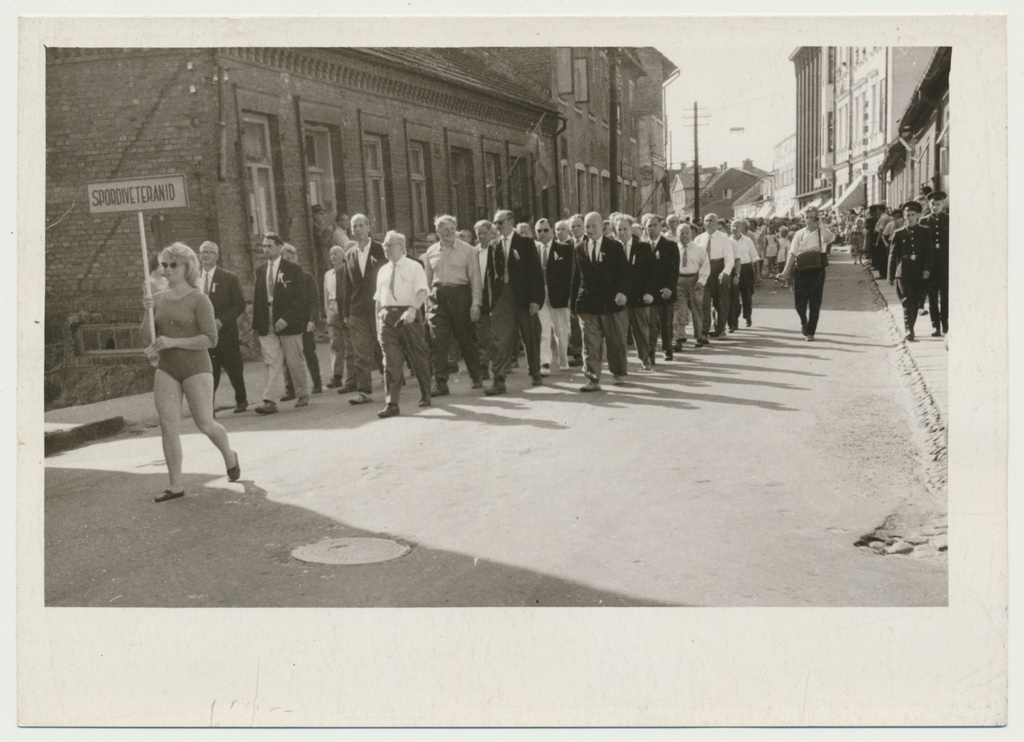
852;251;948;425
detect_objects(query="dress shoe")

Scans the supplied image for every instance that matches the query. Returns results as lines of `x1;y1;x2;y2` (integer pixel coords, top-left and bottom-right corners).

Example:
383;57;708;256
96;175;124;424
805;335;815;342
640;363;653;372
233;402;248;414
745;319;752;327
154;489;184;503
471;380;484;389
377;405;400;419
664;352;673;361
696;338;709;347
227;452;241;482
418;398;431;407
280;391;296;402
531;375;543;386
709;331;721;338
931;328;943;338
431;383;450;397
568;356;583;367
905;332;916;342
484;383;507;396
612;375;627;386
294;395;309;408
325;377;342;389
254;401;278;415
312;386;323;394
579;381;602;392
349;392;372;405
335;383;358;394
540;364;551;376
448;361;460;373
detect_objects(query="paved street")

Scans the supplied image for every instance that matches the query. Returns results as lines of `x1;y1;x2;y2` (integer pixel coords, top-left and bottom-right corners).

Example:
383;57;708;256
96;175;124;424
44;254;947;607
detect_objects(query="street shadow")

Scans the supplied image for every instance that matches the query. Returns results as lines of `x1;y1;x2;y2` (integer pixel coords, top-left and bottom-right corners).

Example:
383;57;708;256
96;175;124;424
44;467;680;607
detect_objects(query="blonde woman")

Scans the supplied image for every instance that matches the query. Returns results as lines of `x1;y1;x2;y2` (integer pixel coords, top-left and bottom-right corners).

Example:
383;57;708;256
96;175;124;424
142;242;239;502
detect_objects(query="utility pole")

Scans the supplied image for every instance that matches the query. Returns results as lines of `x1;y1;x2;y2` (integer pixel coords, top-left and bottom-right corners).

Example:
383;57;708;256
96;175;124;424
608;48;619;212
693;101;700;221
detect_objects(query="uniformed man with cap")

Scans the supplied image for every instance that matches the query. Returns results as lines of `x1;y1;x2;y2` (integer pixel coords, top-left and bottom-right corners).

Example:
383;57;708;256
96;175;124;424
920;190;949;336
888;201;935;342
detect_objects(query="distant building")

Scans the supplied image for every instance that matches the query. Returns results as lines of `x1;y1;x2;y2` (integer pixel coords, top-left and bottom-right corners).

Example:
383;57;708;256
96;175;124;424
698;163;763;220
773;133;797;217
733;175;774;221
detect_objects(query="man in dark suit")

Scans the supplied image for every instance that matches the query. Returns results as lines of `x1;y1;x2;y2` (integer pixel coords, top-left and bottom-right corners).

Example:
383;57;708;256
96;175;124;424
534;218;574;374
571;211;630;392
281;243;323;397
921;190;949;336
340;213;386;405
483;209;545;395
888;201;935;342
613;215;656;371
198;241;248;413
252;232;309;414
643;213;681;362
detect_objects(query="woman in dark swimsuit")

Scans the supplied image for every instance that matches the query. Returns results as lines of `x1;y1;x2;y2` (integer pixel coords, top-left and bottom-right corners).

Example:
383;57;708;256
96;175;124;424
142;242;239;502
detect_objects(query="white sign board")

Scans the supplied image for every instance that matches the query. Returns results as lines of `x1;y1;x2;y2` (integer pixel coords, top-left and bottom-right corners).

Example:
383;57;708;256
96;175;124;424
87;174;188;214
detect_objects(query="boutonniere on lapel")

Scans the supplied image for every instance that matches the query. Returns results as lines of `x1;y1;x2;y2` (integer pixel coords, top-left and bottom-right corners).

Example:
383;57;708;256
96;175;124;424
278;274;289;288
511;248;520;260
552;252;562;261
211;282;218;293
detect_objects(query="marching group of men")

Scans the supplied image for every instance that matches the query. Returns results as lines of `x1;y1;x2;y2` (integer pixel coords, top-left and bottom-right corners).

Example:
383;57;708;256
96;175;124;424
194;190;946;421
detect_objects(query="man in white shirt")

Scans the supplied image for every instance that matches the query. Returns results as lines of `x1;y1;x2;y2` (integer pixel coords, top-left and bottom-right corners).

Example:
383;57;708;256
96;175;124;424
730;219;761;329
780;206;835;340
323;244;353;390
673;224;711;348
374;230;432;418
693;213;735;340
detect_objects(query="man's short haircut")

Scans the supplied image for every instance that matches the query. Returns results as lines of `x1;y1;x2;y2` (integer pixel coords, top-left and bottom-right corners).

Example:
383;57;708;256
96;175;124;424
703;213;719;223
383;230;407;249
732;218;747;230
641;213;661;226
434;214;457;230
263;232;284;246
554;220;569;231
329;244;346;259
494;209;514;224
614;214;634;228
534;218;551;230
281;243;297;256
474;219;494;231
199;240;219;254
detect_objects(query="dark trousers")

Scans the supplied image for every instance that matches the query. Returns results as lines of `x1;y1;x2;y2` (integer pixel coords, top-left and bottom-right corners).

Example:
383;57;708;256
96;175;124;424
489;289;540;381
728;272;741;329
209;341;247;406
657;302;675;352
703;258;729;335
579;310;628;383
427;284;482;385
928;274;948;332
348;313;381;394
739;263;756;323
897;279;927;334
568;311;583;358
378;308;432;408
286;330;321;393
626;305;651;363
794;268;826;336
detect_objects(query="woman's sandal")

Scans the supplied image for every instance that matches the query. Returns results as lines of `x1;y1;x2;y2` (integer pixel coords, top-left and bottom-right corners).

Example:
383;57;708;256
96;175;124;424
154;490;184;503
227;452;241;482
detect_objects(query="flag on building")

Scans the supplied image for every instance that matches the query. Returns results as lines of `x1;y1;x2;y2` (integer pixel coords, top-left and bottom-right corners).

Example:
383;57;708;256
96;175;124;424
526;114;553;191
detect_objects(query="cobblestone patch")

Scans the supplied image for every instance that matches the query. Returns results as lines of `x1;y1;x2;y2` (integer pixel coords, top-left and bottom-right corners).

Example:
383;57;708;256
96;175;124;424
856;276;947;558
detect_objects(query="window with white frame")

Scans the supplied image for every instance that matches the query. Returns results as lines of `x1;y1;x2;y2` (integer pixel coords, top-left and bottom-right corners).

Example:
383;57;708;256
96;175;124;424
304;124;336;211
485;152;502;216
363;133;389;233
572;49;590;104
241;112;279;236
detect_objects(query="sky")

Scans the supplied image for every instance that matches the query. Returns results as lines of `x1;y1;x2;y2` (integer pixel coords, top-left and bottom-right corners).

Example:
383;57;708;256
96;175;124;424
660;46;796;174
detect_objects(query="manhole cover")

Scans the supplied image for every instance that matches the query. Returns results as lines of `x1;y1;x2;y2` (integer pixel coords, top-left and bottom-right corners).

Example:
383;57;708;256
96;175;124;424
291;537;411;565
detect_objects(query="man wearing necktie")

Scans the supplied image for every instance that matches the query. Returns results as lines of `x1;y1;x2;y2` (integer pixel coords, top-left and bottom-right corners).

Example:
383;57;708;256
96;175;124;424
570;211;629;392
483;209;545;395
251;232;309;414
198;241;248;414
614;215;656;372
694;213;735;340
323;244;355;391
533;218;574;375
340;213;386;405
373;231;432;418
644;213;681;362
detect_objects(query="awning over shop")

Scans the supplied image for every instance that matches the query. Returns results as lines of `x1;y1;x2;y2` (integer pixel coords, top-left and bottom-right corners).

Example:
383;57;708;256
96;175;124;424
835;175;866;211
820;198;834;210
756;202;775;218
